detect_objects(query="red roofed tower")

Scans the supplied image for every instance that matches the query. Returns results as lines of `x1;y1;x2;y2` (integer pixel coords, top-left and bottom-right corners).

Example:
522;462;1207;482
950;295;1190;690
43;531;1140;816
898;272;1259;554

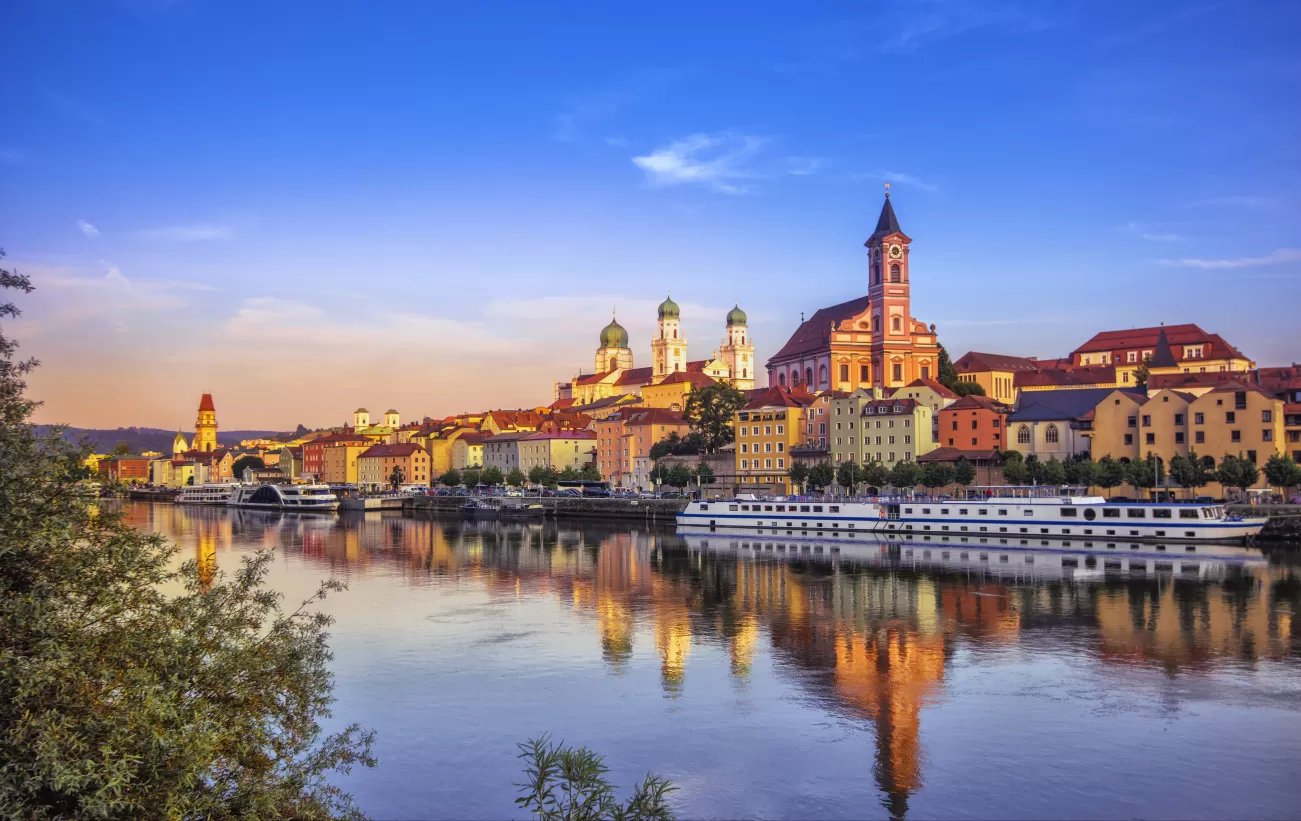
194;393;218;453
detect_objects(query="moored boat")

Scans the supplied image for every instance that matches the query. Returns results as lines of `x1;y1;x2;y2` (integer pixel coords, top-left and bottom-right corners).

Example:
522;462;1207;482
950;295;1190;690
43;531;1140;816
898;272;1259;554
227;483;339;511
176;482;241;505
676;485;1267;543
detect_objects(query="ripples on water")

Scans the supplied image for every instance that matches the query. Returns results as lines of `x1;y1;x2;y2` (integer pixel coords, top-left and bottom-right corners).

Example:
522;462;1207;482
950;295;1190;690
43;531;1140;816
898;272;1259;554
126;502;1301;820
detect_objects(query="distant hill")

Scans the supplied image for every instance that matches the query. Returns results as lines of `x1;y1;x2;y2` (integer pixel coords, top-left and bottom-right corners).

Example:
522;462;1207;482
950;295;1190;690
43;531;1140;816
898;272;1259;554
37;426;290;455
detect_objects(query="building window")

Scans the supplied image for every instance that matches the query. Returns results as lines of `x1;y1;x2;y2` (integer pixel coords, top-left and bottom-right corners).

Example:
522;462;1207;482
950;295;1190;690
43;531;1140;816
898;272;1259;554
819;365;828;385
1195;412;1204;425
1263;430;1273;442
1124;433;1133;445
1127;416;1136;428
777;458;785;468
740;444;748;454
1195;431;1204;444
860;364;869;381
1175;432;1185;444
776;425;784;434
1226;412;1236;424
1246;450;1257;464
1045;425;1059;444
839;364;849;382
1231;430;1241;442
1174;413;1184;425
892;363;902;381
891;316;902;333
741;459;748;469
1142;415;1151;427
1263;409;1273;423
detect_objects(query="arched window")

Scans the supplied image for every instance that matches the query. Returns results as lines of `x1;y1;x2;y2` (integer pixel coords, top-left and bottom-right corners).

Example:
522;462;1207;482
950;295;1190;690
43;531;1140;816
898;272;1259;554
1044;424;1059;444
673;329;677;338
609;356;618;371
805;367;814;386
778;372;786;386
891;316;902;332
890;263;901;282
819;364;828;385
742;368;748;378
1017;425;1031;444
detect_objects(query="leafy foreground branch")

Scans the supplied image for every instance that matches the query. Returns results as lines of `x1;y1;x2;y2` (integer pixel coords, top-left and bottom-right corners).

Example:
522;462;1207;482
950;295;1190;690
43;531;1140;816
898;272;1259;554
0;252;375;819
516;735;676;821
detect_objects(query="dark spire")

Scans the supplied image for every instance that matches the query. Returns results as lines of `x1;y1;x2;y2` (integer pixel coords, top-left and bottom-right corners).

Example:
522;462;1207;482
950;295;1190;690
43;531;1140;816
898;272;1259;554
1148;324;1178;369
870;184;903;241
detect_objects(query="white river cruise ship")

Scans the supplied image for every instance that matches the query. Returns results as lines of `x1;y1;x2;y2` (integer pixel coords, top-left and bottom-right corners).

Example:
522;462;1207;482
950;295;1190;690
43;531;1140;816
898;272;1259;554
677;486;1268;544
176;482;241;505
227;483;340;512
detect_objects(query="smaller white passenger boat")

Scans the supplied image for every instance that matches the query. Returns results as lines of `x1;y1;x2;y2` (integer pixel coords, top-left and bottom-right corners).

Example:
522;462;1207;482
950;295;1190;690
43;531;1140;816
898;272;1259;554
227;483;340;512
176;482;241;505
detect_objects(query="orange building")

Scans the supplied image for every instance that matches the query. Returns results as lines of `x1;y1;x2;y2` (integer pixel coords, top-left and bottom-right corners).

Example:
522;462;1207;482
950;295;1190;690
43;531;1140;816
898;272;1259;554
98;455;150;484
357;442;430;488
595;408;689;488
766;190;940;394
938;394;1010;452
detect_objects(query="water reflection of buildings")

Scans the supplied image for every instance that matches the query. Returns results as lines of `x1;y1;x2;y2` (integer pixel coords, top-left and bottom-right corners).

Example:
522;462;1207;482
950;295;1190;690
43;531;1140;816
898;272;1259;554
127;502;1299;819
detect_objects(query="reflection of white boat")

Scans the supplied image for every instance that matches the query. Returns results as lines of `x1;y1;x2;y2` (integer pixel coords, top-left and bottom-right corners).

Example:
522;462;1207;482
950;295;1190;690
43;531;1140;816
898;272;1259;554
177;482;241;505
227;484;339;512
677;524;1268;583
677;486;1268;543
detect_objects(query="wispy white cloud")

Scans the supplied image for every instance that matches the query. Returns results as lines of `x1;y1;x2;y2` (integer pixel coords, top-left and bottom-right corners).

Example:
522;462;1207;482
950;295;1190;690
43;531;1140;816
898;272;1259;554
632;133;767;194
879;0;1064;52
1119;221;1183;242
42;263;218;314
1158;248;1301;269
136;223;232;242
850;170;937;193
77;219;100;237
785;156;826;176
1184;195;1281;209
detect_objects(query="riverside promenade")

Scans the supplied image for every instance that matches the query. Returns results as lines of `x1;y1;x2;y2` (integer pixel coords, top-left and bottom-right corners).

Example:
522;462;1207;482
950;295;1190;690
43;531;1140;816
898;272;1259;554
405;494;686;523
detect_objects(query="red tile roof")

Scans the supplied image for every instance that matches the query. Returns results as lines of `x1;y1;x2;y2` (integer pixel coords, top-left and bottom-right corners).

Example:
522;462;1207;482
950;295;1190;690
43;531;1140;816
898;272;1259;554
359;443;424;458
768;296;872;363
614;366;655;386
657;370;716;388
198;393;215;412
1072;323;1246;361
523;429;596;441
742;385;818;410
1014;364;1116;388
954;351;1040;373
549;398;576;410
625;408;688;426
899;377;959;399
945;395;1010;413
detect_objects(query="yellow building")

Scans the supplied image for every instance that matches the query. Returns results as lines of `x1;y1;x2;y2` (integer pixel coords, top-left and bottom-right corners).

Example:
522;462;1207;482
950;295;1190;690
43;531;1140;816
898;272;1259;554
324;443;372;485
734;386;817;492
1071;323;1254;387
829;389;935;465
639;370;717;411
193;393;218;452
952;352;1037;405
1087;381;1283;493
451;432;485;470
358;443;430;488
517;430;597;474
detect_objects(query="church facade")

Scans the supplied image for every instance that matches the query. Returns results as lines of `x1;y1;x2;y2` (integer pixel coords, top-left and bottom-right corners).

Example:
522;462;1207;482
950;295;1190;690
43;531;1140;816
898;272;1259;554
766;191;940;394
559;296;756;406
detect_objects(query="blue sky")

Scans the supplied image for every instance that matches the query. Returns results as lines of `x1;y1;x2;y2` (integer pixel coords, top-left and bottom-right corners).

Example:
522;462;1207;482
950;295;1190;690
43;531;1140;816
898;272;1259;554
2;0;1298;429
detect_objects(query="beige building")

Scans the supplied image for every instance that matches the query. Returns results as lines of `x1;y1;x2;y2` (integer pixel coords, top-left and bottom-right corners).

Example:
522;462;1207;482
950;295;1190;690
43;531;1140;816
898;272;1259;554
891;378;959;445
829;390;934;465
1088;382;1284;492
451;432;485;470
483;432;529;473
358;443;430;488
518;430;597;473
323;443;369;485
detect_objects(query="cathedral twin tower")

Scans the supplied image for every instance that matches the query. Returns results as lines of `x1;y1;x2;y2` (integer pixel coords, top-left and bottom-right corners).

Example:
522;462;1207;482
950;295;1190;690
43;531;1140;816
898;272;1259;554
594;296;755;391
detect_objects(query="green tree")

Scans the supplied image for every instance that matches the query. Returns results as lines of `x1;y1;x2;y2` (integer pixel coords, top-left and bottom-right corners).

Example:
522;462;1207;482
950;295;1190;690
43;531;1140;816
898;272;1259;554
1042;457;1066;486
186;474;196;486
481;465;505;486
111;441;131;457
232;454;266;476
665;464;694;489
1169;451;1211;499
558;466;581;482
953;457;976;491
682;381;747;453
787;460;810;492
1024;454;1045;485
862;460;890;491
920;461;955;494
1133;355;1151;391
440;468;462;487
695;461;715;485
937;343;959;389
888;460;921;492
580;464;602;482
515;735;675;821
527;465;548;486
1000;451;1028;485
950;381;986;397
461;468;482;487
0;256;375;817
1062;455;1097;489
807;461;836;492
1125;454;1163;496
836;460;862;495
389;464;405;490
1095;455;1125;497
506;468;526;487
1263;454;1301;501
1217;454;1260;496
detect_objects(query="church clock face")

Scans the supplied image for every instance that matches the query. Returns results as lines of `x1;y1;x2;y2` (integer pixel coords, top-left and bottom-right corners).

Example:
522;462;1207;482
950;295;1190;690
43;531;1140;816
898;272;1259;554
889;245;903;259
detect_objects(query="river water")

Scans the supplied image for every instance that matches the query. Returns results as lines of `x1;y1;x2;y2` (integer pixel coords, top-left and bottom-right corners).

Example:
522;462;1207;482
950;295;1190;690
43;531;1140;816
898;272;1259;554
126;501;1301;820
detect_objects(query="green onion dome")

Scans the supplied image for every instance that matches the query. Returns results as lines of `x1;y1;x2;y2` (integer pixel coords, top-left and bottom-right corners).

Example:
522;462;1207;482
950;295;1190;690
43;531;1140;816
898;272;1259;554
726;304;747;326
600;317;629;349
657;294;680;319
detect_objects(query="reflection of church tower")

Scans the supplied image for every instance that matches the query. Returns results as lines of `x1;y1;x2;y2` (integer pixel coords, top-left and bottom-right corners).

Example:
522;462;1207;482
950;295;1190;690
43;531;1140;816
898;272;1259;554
172;429;189;455
656;617;691;696
595;312;634;374
193;394;218;453
651;295;687;378
718;305;755;391
599;600;634;672
195;533;216;591
729;615;759;681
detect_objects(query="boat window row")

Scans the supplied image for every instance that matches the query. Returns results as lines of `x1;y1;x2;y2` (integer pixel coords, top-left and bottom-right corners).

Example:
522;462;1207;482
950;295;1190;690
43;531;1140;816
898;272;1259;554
724;503;840;513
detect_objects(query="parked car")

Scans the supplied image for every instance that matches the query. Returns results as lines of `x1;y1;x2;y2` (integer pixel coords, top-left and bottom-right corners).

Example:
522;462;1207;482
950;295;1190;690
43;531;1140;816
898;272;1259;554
505;489;523;497
657;491;684;499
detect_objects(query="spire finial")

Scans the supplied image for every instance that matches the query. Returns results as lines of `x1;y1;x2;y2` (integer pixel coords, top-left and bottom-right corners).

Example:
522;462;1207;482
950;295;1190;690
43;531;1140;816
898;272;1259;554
884;181;891;198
